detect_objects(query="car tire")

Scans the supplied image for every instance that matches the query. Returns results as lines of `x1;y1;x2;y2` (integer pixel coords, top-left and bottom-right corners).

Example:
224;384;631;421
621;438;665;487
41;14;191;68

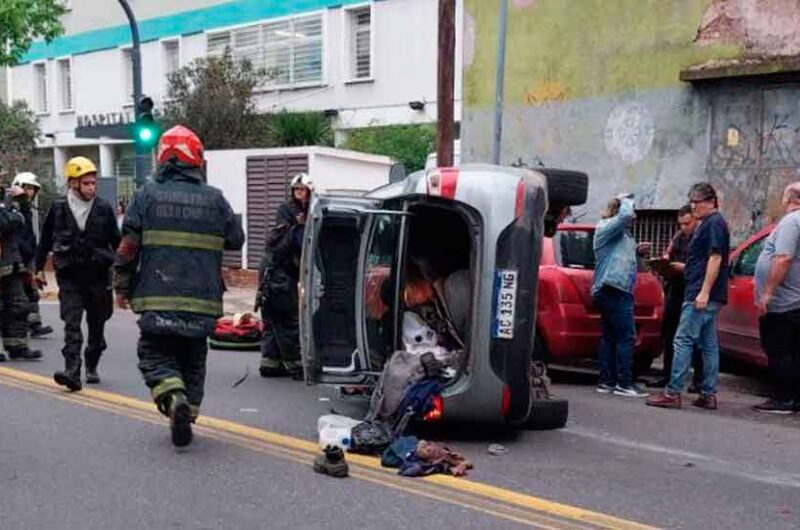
540;169;589;206
524;398;569;430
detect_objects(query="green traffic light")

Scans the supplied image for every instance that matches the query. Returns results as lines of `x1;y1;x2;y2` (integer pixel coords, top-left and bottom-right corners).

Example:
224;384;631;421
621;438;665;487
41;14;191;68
138;128;154;142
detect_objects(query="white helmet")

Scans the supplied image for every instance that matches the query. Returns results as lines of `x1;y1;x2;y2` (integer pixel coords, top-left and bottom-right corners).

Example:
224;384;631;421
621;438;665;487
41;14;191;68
12;172;41;189
290;172;313;191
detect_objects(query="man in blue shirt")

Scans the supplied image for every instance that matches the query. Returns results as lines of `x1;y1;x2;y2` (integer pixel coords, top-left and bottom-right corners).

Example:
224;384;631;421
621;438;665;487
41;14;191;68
592;194;648;397
647;183;729;410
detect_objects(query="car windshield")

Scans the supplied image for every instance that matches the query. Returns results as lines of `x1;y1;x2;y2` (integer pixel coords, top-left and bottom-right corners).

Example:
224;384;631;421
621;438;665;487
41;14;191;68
556;230;596;269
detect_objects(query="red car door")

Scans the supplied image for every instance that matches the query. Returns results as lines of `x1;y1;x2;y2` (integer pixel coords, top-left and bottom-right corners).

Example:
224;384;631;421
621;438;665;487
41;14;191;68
718;228;772;368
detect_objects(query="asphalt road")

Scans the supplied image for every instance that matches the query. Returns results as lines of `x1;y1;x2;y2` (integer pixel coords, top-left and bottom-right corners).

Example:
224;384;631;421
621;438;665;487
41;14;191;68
1;303;799;530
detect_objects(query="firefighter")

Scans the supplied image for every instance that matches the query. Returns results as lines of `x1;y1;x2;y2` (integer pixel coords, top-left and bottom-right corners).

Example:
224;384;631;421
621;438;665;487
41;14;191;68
36;157;120;391
0;184;42;362
114;125;244;448
257;173;312;379
12;172;53;338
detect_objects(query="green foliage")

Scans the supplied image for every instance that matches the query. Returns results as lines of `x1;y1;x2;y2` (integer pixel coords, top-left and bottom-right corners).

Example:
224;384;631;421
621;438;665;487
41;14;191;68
161;50;274;149
267;110;333;147
0;0;66;66
0;100;39;182
345;124;436;172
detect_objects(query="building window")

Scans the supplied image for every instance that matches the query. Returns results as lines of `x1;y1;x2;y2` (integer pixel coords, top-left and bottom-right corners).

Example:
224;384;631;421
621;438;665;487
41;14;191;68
161;40;180;98
632;209;679;258
57;58;73;111
121;48;133;104
207;13;324;88
33;63;48;113
348;7;372;80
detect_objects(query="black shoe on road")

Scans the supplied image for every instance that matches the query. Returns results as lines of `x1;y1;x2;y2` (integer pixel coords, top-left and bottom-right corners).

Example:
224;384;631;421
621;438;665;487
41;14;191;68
85;369;101;385
30;325;53;338
259;365;288;378
313;445;349;478
646;378;669;388
0;353;7;362
9;349;43;361
169;394;193;448
753;399;795;415
54;370;82;392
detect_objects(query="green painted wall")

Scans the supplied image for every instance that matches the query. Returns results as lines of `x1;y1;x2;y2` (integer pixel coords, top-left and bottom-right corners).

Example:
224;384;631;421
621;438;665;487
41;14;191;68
464;0;740;108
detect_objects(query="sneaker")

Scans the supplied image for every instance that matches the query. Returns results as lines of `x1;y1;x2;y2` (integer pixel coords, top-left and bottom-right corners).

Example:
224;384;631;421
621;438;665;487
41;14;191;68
613;385;649;398
8;349;42;361
692;394;718;410
752;398;794;415
30;325;53;338
54;370;82;392
313;445;349;478
596;383;615;394
169;393;193;448
646;392;682;409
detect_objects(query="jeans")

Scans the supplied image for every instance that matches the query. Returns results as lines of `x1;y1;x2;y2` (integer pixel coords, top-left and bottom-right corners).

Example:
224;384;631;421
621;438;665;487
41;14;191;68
661;291;704;385
667;302;720;395
594;286;635;388
759;309;800;404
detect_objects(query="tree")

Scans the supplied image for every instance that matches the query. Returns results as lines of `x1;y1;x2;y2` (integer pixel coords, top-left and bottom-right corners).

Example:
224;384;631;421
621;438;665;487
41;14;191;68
161;51;274;149
267;110;333;147
0;99;39;182
0;0;66;66
345;124;436;172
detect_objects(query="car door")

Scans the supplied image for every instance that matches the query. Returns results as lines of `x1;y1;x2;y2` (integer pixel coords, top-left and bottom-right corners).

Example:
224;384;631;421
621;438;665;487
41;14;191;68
299;195;405;384
718;235;767;364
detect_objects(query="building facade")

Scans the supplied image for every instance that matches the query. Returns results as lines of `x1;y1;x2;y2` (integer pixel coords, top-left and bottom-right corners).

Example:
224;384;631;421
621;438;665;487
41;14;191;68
462;0;800;244
10;0;462;191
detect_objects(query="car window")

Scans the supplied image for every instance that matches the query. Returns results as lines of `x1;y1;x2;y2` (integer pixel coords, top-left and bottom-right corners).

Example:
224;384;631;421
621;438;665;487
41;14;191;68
734;237;766;276
364;214;401;369
556;230;596;269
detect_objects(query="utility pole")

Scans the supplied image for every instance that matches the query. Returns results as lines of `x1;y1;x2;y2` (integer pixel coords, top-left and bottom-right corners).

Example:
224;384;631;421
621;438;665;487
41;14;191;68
491;0;509;165
118;0;146;188
437;0;456;168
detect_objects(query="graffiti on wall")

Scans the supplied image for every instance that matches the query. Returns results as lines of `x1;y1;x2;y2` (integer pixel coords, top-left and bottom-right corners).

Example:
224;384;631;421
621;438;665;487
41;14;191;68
603;103;656;165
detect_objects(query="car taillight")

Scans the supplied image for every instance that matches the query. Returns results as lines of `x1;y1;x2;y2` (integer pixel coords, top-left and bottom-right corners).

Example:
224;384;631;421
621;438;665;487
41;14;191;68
427;168;458;199
501;385;511;417
515;179;525;220
422;395;443;422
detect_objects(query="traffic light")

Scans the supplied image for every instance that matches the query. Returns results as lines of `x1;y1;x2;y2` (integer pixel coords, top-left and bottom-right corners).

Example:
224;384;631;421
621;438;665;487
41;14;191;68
132;96;160;151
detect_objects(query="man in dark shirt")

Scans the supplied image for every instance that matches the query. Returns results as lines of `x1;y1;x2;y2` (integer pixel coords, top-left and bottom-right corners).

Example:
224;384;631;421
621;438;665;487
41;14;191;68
648;205;704;389
647;183;729;410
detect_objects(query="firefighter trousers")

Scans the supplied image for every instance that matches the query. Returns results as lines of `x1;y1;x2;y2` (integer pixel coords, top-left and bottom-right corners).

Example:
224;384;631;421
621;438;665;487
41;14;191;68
24;280;42;327
0;273;33;354
138;333;207;420
59;283;113;373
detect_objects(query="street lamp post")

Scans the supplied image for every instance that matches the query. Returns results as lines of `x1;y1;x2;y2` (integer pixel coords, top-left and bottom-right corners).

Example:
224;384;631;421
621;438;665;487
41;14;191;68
117;0;147;188
491;0;509;165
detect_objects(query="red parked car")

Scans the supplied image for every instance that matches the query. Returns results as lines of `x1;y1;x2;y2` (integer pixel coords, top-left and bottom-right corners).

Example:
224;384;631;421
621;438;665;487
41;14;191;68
717;224;775;369
534;224;664;374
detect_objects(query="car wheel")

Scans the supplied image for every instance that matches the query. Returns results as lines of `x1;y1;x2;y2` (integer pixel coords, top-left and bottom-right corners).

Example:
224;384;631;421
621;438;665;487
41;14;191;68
540;169;589;206
524;398;569;430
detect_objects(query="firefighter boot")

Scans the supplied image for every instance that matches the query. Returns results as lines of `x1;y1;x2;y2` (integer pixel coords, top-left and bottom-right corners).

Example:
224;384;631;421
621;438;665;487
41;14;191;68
54;362;82;392
8;348;43;361
168;391;193;448
30;324;54;338
85;365;101;385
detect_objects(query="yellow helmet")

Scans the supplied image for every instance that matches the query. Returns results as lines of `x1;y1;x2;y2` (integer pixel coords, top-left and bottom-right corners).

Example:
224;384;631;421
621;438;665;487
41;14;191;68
64;157;97;180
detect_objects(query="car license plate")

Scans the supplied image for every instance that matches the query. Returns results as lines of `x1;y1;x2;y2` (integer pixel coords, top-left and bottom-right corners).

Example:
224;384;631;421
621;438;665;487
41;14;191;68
492;269;517;339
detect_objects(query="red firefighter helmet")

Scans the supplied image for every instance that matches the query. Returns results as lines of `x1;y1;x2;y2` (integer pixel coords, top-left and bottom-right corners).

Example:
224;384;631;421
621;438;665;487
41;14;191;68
157;125;204;167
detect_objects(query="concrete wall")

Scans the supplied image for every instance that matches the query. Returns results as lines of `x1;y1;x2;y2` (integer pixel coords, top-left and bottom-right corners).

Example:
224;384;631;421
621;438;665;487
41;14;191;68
310;150;391;193
461;0;800;243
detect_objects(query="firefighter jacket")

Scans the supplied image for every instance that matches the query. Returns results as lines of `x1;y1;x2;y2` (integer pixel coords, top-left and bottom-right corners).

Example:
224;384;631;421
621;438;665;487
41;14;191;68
0;198;26;277
18;201;37;267
35;193;120;287
114;163;245;338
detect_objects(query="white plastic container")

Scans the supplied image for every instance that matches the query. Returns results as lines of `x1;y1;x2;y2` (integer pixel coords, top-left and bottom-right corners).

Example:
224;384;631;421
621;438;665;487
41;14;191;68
317;414;362;450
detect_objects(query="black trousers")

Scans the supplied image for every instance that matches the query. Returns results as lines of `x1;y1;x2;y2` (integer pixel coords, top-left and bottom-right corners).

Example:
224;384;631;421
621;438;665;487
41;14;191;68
59;282;113;372
759;309;800;403
0;273;32;353
662;292;704;384
137;333;208;415
23;279;42;327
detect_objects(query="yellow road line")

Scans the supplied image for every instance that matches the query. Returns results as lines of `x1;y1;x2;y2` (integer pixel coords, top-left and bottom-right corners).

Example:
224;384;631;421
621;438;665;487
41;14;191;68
0;366;658;530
